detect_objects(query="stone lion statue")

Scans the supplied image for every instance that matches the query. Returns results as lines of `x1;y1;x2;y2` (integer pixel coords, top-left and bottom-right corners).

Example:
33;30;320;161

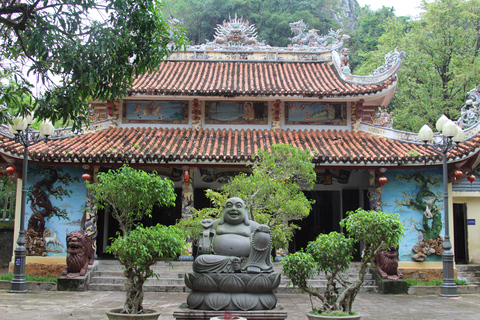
374;245;403;280
62;230;94;277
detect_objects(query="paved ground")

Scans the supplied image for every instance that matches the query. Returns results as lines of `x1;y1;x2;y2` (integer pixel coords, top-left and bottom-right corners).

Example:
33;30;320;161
0;289;479;320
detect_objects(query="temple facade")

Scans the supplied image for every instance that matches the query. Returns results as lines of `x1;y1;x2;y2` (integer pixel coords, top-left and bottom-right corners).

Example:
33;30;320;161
2;16;480;275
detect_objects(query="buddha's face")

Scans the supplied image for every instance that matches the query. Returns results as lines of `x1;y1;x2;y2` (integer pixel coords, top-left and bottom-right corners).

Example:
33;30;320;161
223;197;246;225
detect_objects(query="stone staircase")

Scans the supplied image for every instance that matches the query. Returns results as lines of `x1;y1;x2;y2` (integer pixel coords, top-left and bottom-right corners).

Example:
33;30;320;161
456;264;480;285
87;260;378;293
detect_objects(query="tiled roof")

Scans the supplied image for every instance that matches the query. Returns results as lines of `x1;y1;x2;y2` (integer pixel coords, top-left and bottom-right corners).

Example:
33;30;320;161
130;61;394;98
2;127;479;166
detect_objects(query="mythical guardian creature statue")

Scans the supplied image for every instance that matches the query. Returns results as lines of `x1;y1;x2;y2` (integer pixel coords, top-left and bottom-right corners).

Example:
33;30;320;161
62;230;95;277
374;245;404;280
289;20;350;48
458;86;480;128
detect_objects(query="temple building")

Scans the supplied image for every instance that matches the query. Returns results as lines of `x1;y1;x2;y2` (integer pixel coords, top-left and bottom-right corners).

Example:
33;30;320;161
2;16;480;276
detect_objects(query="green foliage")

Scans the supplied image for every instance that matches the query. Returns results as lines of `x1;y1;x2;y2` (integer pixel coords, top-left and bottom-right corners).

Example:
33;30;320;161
306;232;355;275
406;278;469;286
207;144;315;250
0;172;17;222
357;0;480;132
341;209;405;262
0;1;186;131
107;224;186;314
0;273;57;283
282;208;404;314
87;165;176;236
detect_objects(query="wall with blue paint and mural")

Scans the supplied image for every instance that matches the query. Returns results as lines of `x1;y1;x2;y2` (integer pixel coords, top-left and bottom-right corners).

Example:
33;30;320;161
382;168;445;262
24;164;87;257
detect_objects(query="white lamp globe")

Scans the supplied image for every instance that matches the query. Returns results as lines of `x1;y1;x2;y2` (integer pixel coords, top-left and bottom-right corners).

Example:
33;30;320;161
436;115;449;132
442;119;458;138
453;126;465;143
11;117;27;132
24;111;35;126
418;124;434;142
39;119;55;137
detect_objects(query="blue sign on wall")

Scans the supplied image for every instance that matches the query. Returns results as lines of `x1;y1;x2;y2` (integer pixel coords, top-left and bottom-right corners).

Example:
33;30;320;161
468;219;476;225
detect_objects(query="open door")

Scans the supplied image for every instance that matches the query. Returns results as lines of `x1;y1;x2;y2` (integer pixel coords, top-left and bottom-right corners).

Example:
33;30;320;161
453;203;469;264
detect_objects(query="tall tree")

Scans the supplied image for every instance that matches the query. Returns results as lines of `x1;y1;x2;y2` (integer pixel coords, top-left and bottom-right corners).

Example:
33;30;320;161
0;0;186;131
356;0;480;132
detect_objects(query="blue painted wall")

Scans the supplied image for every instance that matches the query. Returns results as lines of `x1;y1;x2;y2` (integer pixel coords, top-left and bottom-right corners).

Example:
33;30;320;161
382;168;444;262
25;164;86;256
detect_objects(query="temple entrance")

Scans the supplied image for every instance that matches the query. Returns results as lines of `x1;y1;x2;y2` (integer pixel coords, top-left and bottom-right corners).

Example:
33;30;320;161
95;188;182;258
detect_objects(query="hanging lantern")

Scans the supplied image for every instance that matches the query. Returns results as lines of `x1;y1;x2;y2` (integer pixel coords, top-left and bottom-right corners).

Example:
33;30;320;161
184;170;189;183
454;170;463;185
379;176;387;194
82;173;91;182
6;166;15;174
0;171;2;178
468;174;476;191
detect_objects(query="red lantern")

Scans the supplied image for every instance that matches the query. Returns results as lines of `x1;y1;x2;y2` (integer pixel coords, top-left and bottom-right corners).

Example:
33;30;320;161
0;171;2;178
379;176;388;185
82;173;91;182
454;170;463;179
6;166;15;174
379;176;387;194
468;174;476;190
184;170;189;183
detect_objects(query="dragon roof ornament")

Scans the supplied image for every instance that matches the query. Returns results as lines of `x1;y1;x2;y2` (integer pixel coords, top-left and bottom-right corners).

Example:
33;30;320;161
457;86;480;128
186;15;349;56
289;20;350;50
333;48;405;84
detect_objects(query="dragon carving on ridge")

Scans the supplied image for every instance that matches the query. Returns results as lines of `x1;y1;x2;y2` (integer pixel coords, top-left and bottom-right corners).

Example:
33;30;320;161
289;20;350;47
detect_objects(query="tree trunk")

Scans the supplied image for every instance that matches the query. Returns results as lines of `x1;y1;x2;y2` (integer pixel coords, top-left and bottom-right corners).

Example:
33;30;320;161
123;269;145;314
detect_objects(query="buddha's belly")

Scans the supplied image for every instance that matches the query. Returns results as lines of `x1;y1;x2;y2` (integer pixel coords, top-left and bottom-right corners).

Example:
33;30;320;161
212;234;250;257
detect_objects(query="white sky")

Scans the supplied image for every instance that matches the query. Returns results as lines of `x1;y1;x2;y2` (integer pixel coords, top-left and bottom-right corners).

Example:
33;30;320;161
356;0;425;17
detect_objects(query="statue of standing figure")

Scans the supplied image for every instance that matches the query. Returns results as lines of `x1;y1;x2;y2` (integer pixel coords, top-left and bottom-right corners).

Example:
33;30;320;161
185;197;280;311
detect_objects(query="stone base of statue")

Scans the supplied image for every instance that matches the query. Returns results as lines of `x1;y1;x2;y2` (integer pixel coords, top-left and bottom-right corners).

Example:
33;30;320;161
185;272;281;310
173;303;288;320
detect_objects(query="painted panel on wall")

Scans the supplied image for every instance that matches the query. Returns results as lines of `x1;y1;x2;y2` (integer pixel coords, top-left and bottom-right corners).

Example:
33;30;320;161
25;165;87;257
205;101;268;124
123;100;188;123
381;168;444;262
285;102;346;125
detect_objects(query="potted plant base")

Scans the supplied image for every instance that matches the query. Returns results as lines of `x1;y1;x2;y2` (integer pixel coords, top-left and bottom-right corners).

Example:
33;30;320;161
306;312;362;320
106;309;162;320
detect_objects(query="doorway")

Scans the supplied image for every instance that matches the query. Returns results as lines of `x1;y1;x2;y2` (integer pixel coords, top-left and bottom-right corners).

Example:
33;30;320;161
453;203;469;264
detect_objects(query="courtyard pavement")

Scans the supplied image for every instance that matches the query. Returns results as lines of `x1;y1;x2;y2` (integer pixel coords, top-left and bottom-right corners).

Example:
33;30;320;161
0;289;479;320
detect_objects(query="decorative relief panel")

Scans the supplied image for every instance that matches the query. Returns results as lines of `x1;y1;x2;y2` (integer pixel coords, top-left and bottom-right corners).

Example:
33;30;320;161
123;100;188;123
285;102;346;125
205;101;268;124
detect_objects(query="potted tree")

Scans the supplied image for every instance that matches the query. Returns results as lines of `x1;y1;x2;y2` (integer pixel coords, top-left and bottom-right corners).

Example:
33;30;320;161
87;165;186;318
281;209;404;319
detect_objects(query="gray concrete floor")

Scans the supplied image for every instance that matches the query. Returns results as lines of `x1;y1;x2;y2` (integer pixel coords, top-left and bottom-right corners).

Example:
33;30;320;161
0;290;480;320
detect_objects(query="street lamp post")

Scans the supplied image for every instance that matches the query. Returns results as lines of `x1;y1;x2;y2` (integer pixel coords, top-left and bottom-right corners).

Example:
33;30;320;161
8;115;54;293
418;115;465;297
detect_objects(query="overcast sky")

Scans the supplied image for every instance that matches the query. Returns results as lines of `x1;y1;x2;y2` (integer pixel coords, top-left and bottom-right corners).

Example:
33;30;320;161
356;0;425;17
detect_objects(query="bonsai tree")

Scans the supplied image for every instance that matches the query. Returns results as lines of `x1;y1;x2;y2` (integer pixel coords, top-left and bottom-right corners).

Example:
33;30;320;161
282;208;404;316
88;165;184;315
107;224;185;314
87;164;176;236
176;144;315;251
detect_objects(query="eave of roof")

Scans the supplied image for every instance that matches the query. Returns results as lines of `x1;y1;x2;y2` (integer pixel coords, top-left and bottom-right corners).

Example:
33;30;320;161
129;61;395;98
2;127;479;167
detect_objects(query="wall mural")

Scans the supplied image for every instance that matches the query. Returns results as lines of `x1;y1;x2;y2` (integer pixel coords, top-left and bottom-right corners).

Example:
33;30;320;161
285;102;346;125
25;165;86;257
205;101;268;124
381;168;444;262
123;100;188;123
